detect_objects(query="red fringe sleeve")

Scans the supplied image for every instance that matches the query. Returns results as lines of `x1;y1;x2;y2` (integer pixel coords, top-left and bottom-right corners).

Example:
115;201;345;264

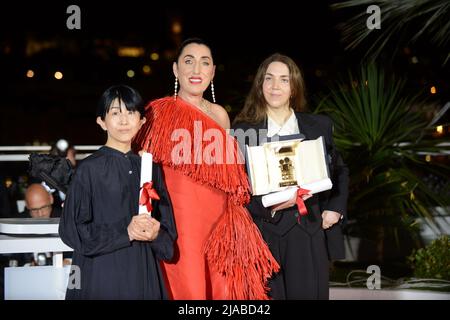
134;96;280;299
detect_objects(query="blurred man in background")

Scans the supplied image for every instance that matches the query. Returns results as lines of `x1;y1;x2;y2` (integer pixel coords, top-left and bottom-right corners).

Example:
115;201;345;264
23;183;61;218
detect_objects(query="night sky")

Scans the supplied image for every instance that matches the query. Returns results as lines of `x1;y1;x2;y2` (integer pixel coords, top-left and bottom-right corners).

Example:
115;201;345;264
0;1;447;146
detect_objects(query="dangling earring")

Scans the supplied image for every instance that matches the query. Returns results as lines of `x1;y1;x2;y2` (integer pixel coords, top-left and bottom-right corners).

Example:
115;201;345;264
174;77;178;101
210;80;216;103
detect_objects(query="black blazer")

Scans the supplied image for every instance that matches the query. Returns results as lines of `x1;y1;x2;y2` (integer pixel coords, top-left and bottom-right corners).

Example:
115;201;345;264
232;112;349;260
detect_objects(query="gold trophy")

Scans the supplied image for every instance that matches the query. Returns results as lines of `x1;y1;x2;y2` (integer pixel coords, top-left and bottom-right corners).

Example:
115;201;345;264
276;146;298;187
246;136;332;196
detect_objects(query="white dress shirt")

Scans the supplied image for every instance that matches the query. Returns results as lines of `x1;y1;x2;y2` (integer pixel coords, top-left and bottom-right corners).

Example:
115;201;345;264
267;110;300;137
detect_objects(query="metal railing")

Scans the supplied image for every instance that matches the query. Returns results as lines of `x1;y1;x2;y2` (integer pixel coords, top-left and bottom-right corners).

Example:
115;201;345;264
0;145;101;162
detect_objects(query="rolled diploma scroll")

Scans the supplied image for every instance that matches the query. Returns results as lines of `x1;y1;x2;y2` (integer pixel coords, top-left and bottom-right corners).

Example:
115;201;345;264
139;152;153;215
261;179;333;208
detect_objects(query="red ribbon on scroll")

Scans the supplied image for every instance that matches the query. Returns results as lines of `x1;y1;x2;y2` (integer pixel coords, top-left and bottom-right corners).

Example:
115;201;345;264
139;181;160;213
296;187;310;223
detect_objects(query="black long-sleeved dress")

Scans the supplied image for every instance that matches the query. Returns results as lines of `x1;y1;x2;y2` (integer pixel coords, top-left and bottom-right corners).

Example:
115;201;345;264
59;146;176;299
233;113;349;300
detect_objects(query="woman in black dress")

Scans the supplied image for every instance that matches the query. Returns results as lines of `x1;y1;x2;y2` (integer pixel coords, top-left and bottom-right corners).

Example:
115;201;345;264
59;85;176;299
232;54;349;299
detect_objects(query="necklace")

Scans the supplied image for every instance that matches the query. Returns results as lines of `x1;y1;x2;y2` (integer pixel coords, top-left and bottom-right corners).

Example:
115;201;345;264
199;99;212;115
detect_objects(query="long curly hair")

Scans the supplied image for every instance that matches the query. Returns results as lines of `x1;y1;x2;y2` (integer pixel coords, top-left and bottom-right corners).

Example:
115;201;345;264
233;53;307;125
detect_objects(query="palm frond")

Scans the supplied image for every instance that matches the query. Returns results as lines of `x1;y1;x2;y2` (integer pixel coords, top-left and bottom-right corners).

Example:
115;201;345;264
331;0;450;63
316;63;450;233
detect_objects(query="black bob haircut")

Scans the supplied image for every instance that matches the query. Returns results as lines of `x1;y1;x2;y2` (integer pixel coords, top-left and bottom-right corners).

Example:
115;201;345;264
97;85;145;120
175;37;214;63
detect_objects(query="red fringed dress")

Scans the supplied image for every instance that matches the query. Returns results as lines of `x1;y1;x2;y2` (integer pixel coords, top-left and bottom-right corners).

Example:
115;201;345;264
133;96;279;300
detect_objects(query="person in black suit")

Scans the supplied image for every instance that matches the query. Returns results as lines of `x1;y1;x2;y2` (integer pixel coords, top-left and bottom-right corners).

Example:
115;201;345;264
232;53;349;299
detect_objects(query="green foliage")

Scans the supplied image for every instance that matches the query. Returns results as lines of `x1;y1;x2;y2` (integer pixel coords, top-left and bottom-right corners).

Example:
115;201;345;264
408;236;450;280
316;64;449;236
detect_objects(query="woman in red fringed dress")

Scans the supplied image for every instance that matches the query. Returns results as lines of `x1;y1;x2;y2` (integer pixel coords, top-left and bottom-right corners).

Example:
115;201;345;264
134;38;279;300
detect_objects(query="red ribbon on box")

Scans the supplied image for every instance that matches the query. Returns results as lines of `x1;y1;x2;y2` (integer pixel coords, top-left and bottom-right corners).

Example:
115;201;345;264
296;187;310;223
139;181;160;213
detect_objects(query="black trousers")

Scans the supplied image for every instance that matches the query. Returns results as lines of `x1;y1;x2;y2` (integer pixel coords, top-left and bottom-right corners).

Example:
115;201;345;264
260;219;330;300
